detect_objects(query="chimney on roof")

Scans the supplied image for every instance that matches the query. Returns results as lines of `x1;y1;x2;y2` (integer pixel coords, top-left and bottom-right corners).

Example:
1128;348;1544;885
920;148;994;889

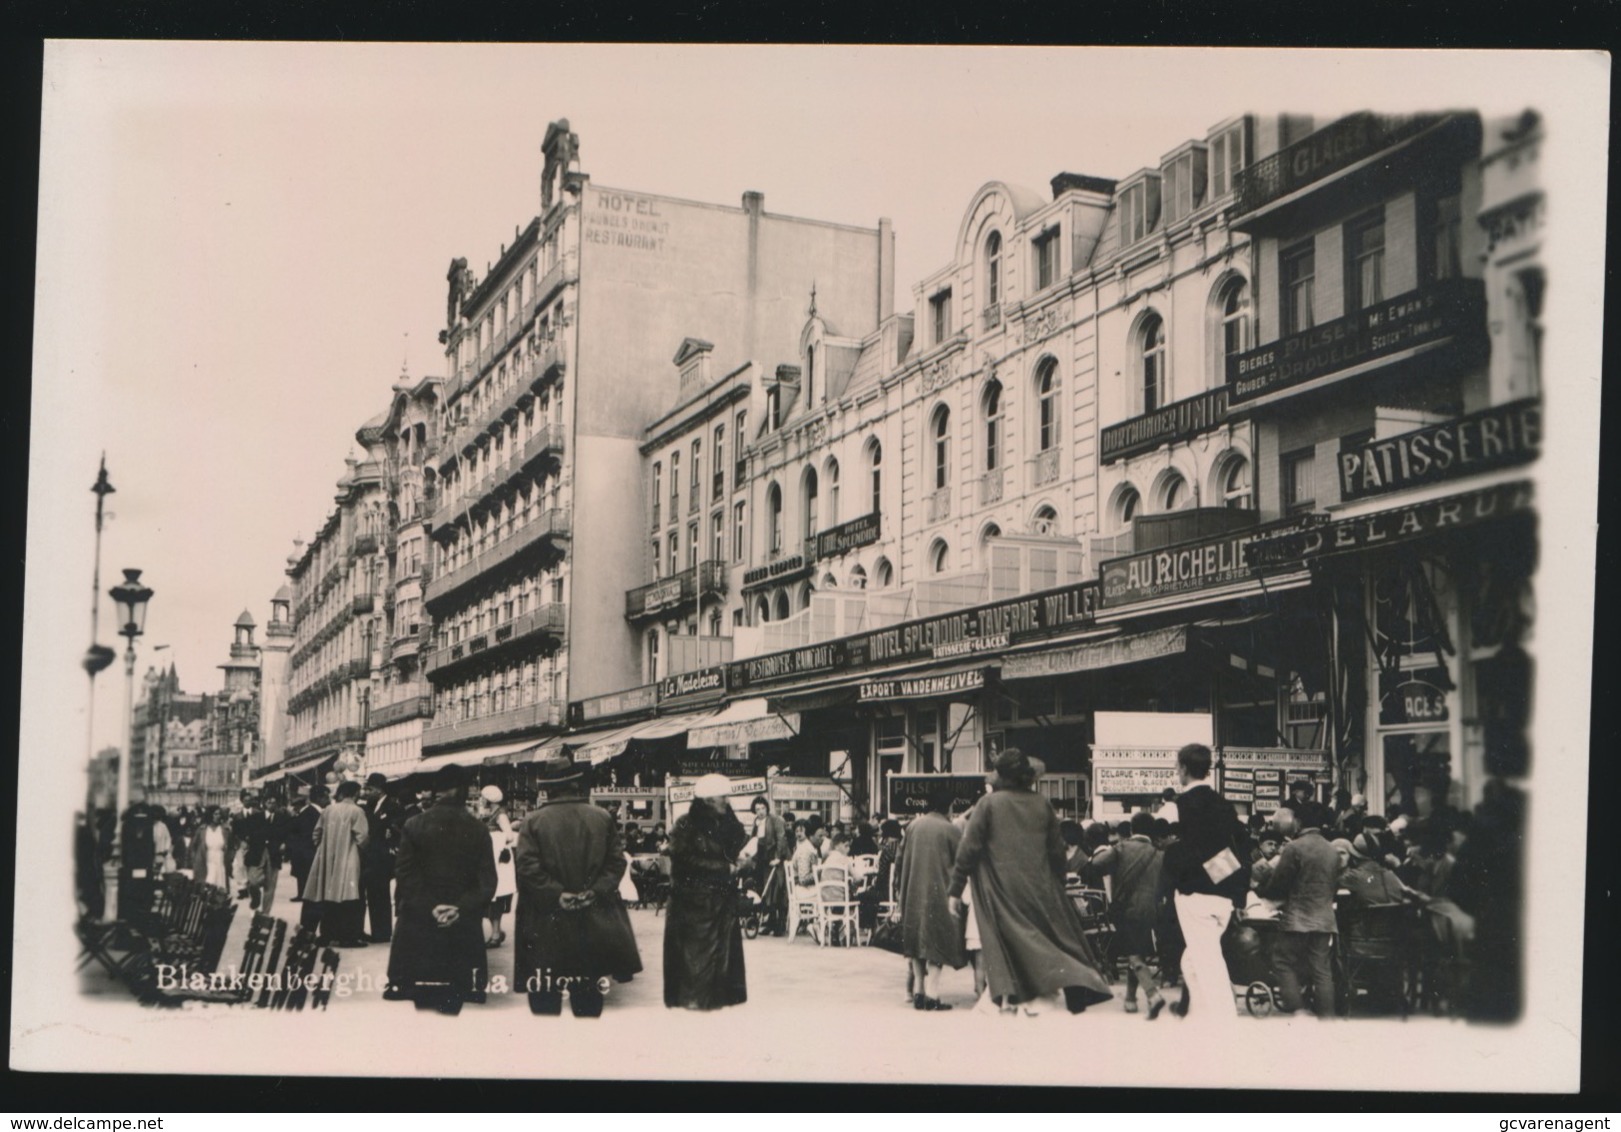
1050;172;1118;200
742;190;764;215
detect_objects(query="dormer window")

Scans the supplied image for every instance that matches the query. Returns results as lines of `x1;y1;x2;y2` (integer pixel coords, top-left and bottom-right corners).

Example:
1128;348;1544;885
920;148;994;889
930;288;953;344
1118;176;1161;247
1032;227;1061;292
1209;118;1248;199
1161;146;1207;226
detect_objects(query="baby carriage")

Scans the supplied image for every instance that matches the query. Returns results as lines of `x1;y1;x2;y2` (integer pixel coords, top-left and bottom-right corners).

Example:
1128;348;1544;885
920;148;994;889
1223;913;1287;1017
735;874;765;940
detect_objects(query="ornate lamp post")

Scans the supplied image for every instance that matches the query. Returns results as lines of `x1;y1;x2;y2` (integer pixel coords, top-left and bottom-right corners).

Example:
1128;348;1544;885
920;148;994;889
108;569;153;849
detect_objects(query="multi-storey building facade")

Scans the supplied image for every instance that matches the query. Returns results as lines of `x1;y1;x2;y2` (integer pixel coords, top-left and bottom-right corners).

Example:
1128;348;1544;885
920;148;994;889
418;119;891;770
197;611;262;807
364;370;444;778
267;428;390;791
133;663;212;810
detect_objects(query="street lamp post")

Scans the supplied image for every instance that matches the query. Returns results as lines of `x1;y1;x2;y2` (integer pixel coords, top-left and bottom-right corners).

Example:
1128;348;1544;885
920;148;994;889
105;569;153;920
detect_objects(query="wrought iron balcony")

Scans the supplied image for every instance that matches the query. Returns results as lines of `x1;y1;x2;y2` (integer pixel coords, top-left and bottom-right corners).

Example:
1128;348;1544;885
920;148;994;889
537;338;567;385
368;683;434;729
1030;448;1061;487
423;603;567;679
421;699;563;751
352;594;375;615
978;467;1004;506
625;560;728;621
351;532;379;558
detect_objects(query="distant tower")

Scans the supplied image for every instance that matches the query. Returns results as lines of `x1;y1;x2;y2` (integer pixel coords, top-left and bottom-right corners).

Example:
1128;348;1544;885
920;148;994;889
257;574;296;775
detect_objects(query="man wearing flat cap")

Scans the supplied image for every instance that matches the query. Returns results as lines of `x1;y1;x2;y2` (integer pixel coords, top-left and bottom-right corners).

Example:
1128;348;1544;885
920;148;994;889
360;772;402;943
387;764;497;1014
514;755;643;1017
664;773;751;1010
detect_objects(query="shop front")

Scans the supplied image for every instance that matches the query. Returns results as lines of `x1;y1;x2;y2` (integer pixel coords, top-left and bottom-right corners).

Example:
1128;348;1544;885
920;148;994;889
1088;711;1213;820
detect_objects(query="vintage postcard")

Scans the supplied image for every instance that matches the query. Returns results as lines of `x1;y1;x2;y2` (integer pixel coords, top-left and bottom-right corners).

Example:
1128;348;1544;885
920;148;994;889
13;43;1605;1091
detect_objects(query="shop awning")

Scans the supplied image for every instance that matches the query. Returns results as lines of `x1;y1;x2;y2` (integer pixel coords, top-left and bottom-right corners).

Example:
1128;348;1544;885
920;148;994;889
251;750;334;784
388;745;533;781
686;698;800;748
513;736;567;765
472;737;560;767
1001;625;1190;680
579;709;725;764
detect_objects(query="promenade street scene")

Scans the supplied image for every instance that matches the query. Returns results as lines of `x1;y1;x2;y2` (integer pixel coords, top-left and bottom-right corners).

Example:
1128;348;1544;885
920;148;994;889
18;44;1599;1093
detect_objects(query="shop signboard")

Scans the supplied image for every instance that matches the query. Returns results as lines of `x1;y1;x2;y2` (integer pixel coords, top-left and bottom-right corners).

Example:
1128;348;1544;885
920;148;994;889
1337;399;1541;501
1254;768;1284;784
1222;768;1255;783
1226;277;1484;404
1379;667;1452;726
858;581;1099;667
1094;766;1180;794
886;773;987;816
1101;386;1231;464
1246;480;1535;569
667;776;767;805
658;665;728;707
1253;797;1282;814
1100;528;1278;608
673;749;748;776
742;554;809;589
857;667;986;703
643;576;685;616
771;779;845;804
570;684;657;726
814;513;881;560
728;641;848;692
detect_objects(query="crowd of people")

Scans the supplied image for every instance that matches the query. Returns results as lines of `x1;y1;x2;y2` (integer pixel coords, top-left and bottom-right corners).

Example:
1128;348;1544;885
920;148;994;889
77;741;1519;1023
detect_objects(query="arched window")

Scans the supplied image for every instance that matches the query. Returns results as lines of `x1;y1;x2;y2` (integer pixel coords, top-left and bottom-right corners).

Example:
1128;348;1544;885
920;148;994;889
1032;505;1058;536
1160;472;1190;512
774;591;791;620
1217;277;1251;382
708;609;722;637
867;439;883;517
1219;454;1252;509
802;467;820;540
985;230;1003;314
767;482;784;555
979;522;1002;561
1140;314;1167;413
982;379;1003;470
849;564;868;590
931;405;951;490
875;557;893;588
798;581;815;610
646;628;661;683
929;539;950;574
1035;358;1059;452
755;596;771;625
825;458;840;526
1114;485;1141;530
821;572;838;590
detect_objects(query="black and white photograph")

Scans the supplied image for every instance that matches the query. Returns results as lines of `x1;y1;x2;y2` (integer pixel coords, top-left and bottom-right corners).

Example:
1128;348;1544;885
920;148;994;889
12;43;1605;1092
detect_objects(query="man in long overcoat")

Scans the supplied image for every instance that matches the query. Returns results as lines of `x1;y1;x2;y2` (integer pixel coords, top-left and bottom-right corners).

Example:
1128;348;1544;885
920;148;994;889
302;779;370;946
285;787;322;901
896;786;965;1010
359;772;402;943
388;763;497;1014
514;756;643;1017
948;748;1113;1015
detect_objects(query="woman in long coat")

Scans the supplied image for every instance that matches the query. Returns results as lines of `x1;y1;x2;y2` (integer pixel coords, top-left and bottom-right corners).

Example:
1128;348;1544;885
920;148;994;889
302;779;370;946
948;748;1113;1015
896;791;965;1010
663;776;750;1010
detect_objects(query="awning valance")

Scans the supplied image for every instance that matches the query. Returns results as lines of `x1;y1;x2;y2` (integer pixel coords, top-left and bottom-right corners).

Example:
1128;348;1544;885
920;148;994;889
581;709;725;764
687;698;800;749
251;750;334;784
388;742;539;781
1001;626;1190;681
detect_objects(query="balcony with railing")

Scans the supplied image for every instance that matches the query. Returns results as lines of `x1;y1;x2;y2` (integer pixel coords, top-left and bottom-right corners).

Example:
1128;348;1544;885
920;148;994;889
1231;112;1476;226
1030;448;1061;487
625;560;729;622
424;508;571;611
423;603;568;680
925;487;952;525
351;532;379;558
422;698;563;751
537;338;567;385
352;594;375;615
978;467;1004;506
367;682;434;730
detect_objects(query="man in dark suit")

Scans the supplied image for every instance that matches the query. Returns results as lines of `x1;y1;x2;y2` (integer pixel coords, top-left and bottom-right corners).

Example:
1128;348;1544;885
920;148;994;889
1161;743;1250;1024
359;773;402;943
387;763;497;1014
285;786;323;902
235;791;276;910
1254;804;1340;1017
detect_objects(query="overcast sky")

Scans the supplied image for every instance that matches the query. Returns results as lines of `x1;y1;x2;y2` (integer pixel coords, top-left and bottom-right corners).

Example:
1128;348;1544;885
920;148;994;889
27;43;1602;755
